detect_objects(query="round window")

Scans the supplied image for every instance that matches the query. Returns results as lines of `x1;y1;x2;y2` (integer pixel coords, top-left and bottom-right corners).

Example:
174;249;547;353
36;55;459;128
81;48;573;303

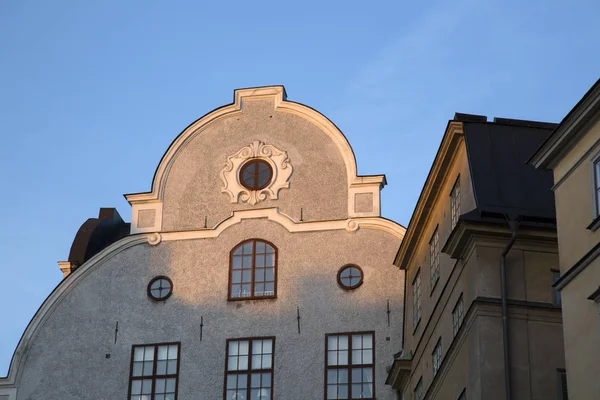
239;159;273;190
337;264;364;290
147;276;173;301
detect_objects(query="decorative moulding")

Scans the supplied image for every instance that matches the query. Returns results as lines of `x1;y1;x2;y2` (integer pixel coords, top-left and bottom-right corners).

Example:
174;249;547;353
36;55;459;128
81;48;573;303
221;141;293;205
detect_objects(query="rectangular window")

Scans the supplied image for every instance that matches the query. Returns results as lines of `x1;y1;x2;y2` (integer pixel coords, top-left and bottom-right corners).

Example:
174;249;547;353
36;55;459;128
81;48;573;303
326;332;375;400
430;228;440;291
129;342;180;400
414;377;423;400
225;337;274;400
412;270;422;331
595;158;600;216
432;339;442;377
451;177;461;230
552;270;562;306
558;369;568;400
452;295;465;337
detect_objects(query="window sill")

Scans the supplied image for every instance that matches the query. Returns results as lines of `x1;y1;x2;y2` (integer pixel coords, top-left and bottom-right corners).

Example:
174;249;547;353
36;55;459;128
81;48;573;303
586;214;600;231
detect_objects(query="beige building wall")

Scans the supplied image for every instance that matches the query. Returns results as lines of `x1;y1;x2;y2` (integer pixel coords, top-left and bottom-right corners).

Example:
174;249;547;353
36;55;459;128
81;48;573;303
549;118;600;399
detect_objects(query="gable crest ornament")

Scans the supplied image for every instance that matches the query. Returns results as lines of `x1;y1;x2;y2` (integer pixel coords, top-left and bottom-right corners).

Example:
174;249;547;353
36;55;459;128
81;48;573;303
221;141;293;205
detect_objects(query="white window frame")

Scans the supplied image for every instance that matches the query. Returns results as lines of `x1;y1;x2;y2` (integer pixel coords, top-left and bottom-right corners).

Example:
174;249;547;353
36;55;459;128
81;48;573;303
452;294;465;337
412;269;422;331
450;176;461;230
593;155;600;218
429;228;440;292
432;339;442;376
414;377;423;400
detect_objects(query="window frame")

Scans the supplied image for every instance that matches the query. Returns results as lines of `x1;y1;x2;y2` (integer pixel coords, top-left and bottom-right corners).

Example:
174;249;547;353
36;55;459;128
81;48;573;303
450;175;461;230
414;377;423;400
228;239;278;301
223;336;276;400
432;338;442;377
337;264;364;290
552;269;562;306
324;331;376;400
147;276;174;302
239;159;273;190
412;268;422;332
452;294;465;337
128;342;181;400
429;227;440;293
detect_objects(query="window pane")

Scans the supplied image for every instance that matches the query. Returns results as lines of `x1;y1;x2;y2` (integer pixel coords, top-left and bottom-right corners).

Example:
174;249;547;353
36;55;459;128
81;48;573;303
328;351;338;366
338;350;348;365
232;256;242;269
238;374;247;388
243;255;253;268
265;268;274;281
241;284;251;297
131;380;142;394
265;254;274;267
352;349;362;364
228;356;238;371
255;269;265;281
338;369;348;384
363;334;373;349
239;341;249;355
255;255;265;268
352;384;362;398
263;340;272;354
243;242;252;253
167;360;177;374
352;368;362;383
262;354;272;369
327;385;337;400
352;335;362;349
252;354;262;369
134;347;145;361
166;378;176;392
251;373;261;388
157;346;168;360
362;350;372;364
255;283;264;296
232;270;242;283
262;373;271;387
242;270;252;283
264;282;274;294
256;241;266;253
338;384;348;399
227;375;237;389
142;379;152;394
229;341;239;356
133;361;143;377
156;360;167;375
327;370;337;384
265;244;274;254
144;347;155;361
253;340;263;354
155;378;166;393
328;336;338;350
143;361;153;376
239;355;248;370
339;336;348;350
231;284;241;297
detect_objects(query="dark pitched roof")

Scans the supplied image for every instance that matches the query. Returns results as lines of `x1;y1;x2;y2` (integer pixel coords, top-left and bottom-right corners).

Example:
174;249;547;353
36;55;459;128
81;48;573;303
68;208;130;267
462;118;558;222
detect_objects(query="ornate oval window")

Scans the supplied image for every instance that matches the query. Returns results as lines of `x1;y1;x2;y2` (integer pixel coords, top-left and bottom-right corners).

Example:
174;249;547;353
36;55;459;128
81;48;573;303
239;159;273;190
337;264;364;290
147;276;173;301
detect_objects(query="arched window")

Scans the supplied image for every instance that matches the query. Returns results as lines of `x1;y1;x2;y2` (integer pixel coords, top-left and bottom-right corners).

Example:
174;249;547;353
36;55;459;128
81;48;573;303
229;239;277;300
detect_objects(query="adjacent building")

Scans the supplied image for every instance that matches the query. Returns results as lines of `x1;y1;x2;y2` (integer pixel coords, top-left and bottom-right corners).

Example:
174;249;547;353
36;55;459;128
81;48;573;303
386;115;566;400
0;86;406;399
529;79;600;399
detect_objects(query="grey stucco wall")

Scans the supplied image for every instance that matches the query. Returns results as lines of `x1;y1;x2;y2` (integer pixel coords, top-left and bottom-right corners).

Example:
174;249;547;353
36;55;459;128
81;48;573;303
16;219;403;399
161;98;350;231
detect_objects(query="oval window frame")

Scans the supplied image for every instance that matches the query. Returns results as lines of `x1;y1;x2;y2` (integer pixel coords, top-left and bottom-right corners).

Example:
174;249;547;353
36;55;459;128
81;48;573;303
239;159;273;190
337;264;364;290
147;276;174;301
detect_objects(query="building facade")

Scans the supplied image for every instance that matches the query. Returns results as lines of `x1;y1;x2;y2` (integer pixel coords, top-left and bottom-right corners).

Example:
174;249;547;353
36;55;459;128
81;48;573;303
386;115;566;400
529;79;600;399
0;86;406;400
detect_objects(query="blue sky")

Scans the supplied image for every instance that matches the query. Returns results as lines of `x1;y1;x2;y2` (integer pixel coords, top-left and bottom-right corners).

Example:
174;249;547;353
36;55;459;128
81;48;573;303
0;0;598;375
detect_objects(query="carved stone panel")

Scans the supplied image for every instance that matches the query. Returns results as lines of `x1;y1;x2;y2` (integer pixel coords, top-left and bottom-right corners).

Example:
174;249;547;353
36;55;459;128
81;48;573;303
221;141;293;205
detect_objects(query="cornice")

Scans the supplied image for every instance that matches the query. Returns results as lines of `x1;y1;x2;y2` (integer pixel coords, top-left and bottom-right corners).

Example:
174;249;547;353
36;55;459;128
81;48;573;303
394;121;464;268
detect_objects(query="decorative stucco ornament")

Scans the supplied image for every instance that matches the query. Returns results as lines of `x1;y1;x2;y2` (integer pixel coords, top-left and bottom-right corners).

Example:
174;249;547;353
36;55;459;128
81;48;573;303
221;141;293;205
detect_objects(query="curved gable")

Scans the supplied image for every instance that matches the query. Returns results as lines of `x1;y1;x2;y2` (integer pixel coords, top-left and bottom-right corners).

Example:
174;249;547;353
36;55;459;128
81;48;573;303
124;86;387;232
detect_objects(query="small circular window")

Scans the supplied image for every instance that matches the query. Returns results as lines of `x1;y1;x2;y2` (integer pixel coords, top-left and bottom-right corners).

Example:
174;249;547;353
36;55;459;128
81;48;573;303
147;276;173;301
240;159;273;190
337;264;364;290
